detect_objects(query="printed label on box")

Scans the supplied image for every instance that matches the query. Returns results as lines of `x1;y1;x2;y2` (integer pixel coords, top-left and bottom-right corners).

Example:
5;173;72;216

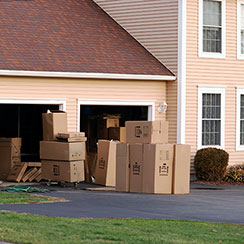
99;157;106;169
135;126;142;138
159;163;169;176
142;125;149;138
132;162;140;175
53;165;60;176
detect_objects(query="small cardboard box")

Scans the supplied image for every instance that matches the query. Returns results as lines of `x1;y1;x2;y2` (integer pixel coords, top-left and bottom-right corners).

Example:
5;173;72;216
40;141;85;161
41;160;85;182
125;121;168;144
42;112;68;141
116;143;130;192
95;140;119;186
129;143;143;193
143;144;174;194
97;118;120;140
0;138;21;180
108;127;126;142
172;144;191;194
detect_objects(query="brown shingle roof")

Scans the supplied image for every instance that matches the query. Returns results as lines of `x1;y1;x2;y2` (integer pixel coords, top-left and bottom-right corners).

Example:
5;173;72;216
0;0;174;77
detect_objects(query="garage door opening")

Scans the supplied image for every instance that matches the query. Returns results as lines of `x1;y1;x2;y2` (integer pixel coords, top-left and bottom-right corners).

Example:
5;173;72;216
0;104;60;162
80;105;149;153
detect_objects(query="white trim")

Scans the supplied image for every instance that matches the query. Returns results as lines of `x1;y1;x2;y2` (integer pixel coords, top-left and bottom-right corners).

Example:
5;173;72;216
236;88;244;150
198;87;225;149
0;70;176;81
198;0;226;59
77;99;155;132
0;97;66;111
177;0;187;144
237;0;244;59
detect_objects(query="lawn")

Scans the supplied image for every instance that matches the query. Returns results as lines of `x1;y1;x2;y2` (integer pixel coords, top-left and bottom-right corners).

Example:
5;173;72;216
0;212;243;244
0;192;62;204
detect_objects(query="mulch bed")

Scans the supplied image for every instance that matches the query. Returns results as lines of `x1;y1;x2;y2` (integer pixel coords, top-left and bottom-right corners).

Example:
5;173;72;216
194;180;244;186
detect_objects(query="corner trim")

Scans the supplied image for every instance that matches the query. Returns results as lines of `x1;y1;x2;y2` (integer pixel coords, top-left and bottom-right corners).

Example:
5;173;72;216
177;0;187;144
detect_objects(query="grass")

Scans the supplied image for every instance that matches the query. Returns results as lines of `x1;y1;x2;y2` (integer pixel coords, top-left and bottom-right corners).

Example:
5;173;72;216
0;212;243;244
0;192;62;204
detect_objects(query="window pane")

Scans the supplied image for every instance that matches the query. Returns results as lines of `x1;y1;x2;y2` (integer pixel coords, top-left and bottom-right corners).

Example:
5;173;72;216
202;93;221;146
240;120;244;145
203;0;221;26
241;4;244;29
203;27;221;53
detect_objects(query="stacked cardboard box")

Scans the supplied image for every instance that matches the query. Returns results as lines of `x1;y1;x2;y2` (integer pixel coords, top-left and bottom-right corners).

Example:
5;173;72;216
115;121;191;194
40;112;85;183
0;138;21;180
95;140;119;186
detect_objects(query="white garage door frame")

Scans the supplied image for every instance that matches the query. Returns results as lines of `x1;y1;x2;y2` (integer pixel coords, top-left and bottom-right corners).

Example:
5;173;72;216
0;97;67;111
77;99;155;132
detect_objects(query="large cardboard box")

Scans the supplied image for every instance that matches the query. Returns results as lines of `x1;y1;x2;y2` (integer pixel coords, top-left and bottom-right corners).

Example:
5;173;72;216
172;144;191;194
95;140;119;186
129;143;143;193
41;160;85;182
40;141;85;161
125;121;168;144
108;127;126;142
116;143;130;192
42;112;67;141
0;138;21;180
143;144;174;194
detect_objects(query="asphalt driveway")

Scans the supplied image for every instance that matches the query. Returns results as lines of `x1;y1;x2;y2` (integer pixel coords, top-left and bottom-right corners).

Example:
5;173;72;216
0;182;244;224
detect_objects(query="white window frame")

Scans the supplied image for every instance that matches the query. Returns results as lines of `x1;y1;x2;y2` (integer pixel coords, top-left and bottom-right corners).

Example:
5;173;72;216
199;0;226;58
237;0;244;59
77;99;155;132
236;88;244;150
198;86;225;149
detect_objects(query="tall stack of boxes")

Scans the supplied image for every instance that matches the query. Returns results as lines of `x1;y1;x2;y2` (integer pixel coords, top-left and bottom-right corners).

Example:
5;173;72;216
115;120;191;194
40;112;85;183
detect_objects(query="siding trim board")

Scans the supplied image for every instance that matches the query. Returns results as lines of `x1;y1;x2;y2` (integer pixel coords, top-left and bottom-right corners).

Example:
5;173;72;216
177;0;187;144
0;70;175;81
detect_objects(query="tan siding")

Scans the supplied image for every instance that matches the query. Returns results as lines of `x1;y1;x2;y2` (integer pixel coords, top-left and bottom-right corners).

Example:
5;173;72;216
186;0;244;167
0;77;166;131
94;0;179;143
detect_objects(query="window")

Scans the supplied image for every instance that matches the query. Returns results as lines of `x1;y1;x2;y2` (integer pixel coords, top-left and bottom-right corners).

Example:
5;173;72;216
198;87;225;149
237;1;244;59
199;0;225;58
236;88;244;150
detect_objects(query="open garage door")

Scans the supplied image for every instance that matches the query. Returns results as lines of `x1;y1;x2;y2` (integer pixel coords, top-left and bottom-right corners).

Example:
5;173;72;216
79;103;152;152
0;103;62;161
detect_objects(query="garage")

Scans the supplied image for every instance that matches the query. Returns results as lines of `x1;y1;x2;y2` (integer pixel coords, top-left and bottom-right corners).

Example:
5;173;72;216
0;99;65;162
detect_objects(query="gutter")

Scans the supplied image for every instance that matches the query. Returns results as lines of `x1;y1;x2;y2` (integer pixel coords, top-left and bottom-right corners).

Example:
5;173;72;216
0;70;176;81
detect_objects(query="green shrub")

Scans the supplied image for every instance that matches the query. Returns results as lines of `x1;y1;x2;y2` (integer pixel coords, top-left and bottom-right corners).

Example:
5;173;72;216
194;148;229;181
224;165;244;183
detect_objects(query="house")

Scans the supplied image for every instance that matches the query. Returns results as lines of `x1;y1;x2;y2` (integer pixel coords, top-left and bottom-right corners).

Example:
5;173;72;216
95;0;244;167
0;0;175;161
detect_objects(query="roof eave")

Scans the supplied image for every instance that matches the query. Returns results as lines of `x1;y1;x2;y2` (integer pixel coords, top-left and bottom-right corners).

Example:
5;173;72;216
0;70;176;81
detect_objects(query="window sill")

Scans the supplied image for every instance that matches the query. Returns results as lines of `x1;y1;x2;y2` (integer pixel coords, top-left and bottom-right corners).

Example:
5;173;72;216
199;52;225;59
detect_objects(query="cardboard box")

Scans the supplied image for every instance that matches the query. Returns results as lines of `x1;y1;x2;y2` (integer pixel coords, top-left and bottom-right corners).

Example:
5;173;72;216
97;118;120;139
41;160;85;182
40;141;85;161
143;144;174;194
172;144;191;194
58;132;85;138
42;112;67;141
125;121;168;144
129;144;143;193
108;127;126;142
95;140;119;186
0;138;21;180
116;143;130;192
